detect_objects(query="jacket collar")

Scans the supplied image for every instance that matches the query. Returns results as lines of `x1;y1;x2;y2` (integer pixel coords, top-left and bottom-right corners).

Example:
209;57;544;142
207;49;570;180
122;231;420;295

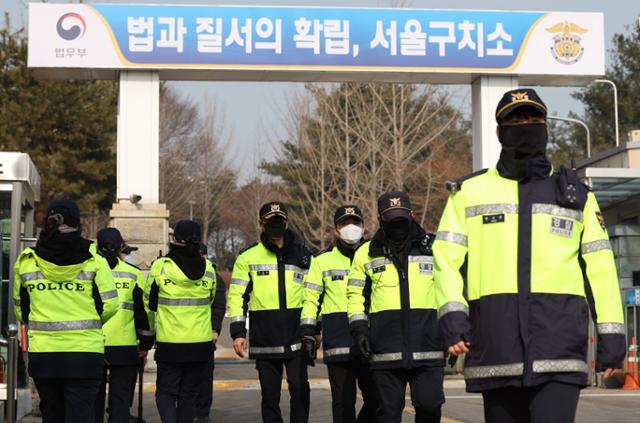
335;238;362;260
260;229;300;254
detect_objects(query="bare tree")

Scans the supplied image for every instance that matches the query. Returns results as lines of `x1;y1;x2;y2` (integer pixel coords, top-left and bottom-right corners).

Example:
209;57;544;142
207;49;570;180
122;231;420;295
159;84;202;219
264;82;471;248
191;97;236;243
159;85;238;257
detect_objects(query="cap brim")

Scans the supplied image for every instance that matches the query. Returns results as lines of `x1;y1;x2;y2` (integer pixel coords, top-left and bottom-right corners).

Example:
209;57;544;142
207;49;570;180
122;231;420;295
122;245;138;254
497;101;547;122
262;211;288;220
335;213;363;225
381;208;411;221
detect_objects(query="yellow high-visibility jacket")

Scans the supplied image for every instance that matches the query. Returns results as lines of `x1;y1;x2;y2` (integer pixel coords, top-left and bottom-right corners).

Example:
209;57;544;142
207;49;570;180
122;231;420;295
347;223;444;370
433;167;625;392
300;243;356;363
14;247;118;378
227;231;312;359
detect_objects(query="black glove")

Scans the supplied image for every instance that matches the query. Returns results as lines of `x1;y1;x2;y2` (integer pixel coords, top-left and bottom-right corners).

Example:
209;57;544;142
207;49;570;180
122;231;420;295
355;332;373;361
301;336;316;367
448;354;458;368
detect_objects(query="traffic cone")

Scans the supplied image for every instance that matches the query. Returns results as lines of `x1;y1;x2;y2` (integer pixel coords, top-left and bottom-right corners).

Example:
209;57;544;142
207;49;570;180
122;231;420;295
622;336;640;390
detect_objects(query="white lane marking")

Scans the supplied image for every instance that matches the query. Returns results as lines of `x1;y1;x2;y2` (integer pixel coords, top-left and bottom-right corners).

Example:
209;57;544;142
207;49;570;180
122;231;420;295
580;393;640;397
436;393;640;400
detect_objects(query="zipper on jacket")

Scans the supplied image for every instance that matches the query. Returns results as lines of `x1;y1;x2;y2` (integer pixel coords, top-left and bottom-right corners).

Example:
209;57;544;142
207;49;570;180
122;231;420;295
277;254;287;310
399;261;411;364
390;251;411;365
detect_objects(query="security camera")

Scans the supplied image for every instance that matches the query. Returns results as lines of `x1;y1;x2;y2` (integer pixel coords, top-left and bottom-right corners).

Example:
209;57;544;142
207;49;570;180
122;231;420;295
129;193;142;204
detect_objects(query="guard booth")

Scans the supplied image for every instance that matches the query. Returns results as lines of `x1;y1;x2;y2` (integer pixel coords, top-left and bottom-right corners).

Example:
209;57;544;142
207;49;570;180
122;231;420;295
577;134;640;386
0;152;40;422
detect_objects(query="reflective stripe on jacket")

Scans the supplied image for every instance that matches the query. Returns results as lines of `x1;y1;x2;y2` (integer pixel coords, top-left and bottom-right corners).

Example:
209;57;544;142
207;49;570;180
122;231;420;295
14;247;118;354
347;224;444;370
227;232;312;359
433;167;626;392
301;244;355;363
103;260;152;347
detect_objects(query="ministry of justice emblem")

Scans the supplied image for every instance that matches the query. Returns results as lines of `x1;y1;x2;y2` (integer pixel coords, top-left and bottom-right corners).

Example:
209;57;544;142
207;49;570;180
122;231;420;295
546;21;588;65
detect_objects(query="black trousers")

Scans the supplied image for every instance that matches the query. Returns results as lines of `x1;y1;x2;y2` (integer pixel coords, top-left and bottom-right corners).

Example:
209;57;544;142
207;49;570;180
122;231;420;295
327;361;379;423
372;366;444;423
156;361;208;423
95;365;138;423
482;382;581;423
34;378;102;423
255;355;310;423
194;356;215;420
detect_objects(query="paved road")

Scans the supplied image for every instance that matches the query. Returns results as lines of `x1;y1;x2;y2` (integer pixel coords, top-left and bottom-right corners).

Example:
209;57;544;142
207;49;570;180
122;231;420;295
20;358;640;423
19;319;640;422
109;361;640;423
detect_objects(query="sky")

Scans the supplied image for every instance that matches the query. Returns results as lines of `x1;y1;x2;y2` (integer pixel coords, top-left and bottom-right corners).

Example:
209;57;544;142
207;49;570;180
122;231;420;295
3;0;640;181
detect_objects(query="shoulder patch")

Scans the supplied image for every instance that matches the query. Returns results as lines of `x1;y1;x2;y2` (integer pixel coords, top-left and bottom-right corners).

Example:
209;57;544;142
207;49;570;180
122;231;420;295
300;249;312;267
421;233;435;250
149;257;169;271
17;248;35;264
238;241;260;255
555;166;589;210
446;169;489;192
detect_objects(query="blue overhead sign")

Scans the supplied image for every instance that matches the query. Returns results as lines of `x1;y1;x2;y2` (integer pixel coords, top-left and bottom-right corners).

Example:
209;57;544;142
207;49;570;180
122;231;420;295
28;4;605;82
95;5;540;69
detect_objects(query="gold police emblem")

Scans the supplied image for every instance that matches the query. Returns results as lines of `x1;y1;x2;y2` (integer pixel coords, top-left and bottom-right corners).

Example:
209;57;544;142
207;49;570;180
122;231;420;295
270;204;281;212
345;207;355;214
390;198;401;207
546;21;588;65
511;92;529;102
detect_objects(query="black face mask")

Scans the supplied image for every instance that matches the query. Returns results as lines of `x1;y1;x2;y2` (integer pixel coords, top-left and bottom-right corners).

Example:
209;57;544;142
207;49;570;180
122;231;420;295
498;123;551;180
264;219;287;239
381;219;412;243
498;123;548;158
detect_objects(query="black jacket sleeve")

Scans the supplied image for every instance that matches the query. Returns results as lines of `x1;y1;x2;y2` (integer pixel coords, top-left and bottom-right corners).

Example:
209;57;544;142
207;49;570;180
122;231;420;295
211;272;227;334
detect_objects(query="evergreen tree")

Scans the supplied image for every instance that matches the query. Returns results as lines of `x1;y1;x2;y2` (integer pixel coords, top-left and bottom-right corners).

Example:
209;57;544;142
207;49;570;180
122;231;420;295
0;28;117;212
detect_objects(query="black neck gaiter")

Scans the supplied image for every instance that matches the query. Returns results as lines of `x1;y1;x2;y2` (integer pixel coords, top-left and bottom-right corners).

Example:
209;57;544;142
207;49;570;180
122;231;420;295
497;123;552;181
35;229;92;266
167;243;206;280
99;248;119;269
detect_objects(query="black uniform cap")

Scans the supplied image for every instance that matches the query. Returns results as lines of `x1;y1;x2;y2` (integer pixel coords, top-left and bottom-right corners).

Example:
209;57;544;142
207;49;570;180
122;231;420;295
97;227;124;250
259;201;288;221
334;205;363;225
377;191;412;221
47;199;81;228
495;88;547;123
174;220;202;244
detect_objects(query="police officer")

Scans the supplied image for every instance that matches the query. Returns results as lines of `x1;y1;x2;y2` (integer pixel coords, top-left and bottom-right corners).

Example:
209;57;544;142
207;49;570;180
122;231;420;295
300;205;378;423
347;192;444;423
144;220;217;423
227;202;312;423
433;88;626;423
194;243;227;423
95;228;154;423
13;199;119;422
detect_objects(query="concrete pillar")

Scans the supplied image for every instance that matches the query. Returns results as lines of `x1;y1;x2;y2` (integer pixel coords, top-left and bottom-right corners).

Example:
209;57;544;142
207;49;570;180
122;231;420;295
110;71;169;269
471;76;519;170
